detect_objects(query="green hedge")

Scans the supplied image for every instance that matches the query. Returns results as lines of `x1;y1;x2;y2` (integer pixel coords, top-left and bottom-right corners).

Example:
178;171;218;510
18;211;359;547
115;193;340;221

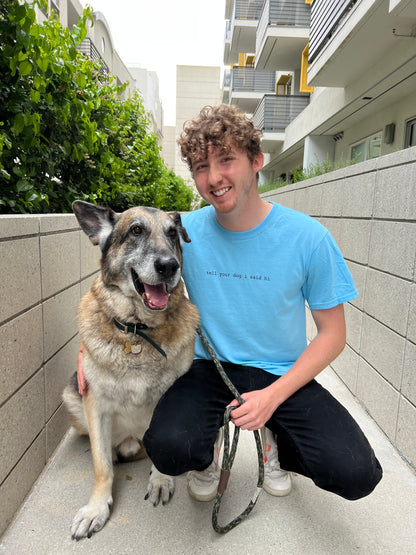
0;0;194;213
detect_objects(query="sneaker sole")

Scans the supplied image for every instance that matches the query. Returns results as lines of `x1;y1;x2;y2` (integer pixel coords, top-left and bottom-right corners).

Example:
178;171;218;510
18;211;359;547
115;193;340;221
263;475;292;497
187;482;218;502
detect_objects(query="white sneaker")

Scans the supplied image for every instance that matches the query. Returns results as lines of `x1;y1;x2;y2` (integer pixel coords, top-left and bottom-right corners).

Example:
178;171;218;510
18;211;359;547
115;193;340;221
261;427;292;497
187;428;224;502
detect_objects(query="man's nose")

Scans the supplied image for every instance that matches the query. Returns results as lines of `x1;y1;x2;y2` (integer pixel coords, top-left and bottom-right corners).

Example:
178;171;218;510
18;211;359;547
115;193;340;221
208;165;222;185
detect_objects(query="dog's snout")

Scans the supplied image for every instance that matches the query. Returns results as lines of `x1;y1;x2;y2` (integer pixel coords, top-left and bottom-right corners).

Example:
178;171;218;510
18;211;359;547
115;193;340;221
154;257;179;279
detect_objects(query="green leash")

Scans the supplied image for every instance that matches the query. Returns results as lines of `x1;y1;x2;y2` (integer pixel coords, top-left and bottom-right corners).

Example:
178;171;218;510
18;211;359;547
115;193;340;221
196;328;264;534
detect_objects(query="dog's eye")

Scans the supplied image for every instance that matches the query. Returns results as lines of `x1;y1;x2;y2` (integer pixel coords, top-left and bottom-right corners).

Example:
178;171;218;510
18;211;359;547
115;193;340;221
131;225;143;235
167;228;178;239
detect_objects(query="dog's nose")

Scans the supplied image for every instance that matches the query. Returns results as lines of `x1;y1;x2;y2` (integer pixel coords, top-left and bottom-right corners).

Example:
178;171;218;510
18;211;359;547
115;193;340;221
154;257;179;279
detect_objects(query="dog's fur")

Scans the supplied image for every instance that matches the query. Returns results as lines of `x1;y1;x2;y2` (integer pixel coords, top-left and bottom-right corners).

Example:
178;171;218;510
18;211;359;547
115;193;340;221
63;201;199;540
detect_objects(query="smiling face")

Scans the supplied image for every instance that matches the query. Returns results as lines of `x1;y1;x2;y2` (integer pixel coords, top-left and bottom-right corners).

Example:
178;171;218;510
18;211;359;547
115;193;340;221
192;145;264;219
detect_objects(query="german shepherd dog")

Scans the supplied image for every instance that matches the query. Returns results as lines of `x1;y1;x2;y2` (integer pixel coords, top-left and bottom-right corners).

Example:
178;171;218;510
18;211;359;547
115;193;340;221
63;201;199;540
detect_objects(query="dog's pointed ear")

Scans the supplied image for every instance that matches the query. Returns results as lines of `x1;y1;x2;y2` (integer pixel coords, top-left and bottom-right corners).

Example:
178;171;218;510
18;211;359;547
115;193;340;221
170;212;191;244
73;201;118;249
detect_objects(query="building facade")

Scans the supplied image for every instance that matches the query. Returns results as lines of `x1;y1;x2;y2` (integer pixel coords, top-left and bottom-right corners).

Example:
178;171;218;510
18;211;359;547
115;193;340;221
222;0;416;183
128;66;164;144
35;0;163;132
167;65;222;183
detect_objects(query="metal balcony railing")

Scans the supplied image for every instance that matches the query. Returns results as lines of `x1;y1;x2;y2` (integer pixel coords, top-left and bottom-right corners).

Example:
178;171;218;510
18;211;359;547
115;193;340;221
223;69;231;89
257;0;311;55
252;94;309;132
309;0;358;63
225;19;232;42
233;0;265;20
231;67;276;93
78;37;109;76
40;0;60;17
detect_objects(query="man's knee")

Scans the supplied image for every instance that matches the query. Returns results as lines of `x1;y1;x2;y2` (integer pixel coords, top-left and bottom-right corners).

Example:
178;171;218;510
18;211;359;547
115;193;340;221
317;453;383;500
143;427;212;476
342;456;383;500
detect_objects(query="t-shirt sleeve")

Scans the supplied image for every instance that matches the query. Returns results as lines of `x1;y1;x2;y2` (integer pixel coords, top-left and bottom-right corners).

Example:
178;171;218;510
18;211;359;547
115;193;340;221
302;231;358;309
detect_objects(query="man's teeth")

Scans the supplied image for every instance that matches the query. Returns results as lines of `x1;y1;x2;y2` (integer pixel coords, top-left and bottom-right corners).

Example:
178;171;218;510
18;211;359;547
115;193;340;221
212;187;230;197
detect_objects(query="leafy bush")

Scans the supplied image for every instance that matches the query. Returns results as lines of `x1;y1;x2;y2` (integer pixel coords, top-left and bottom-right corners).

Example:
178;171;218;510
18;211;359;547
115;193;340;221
0;0;194;213
292;156;334;182
292;154;359;183
258;179;287;194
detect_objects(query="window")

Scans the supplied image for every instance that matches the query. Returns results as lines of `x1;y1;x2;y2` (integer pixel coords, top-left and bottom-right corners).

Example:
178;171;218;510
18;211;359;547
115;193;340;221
404;117;416;148
101;37;106;53
350;132;382;163
51;0;60;16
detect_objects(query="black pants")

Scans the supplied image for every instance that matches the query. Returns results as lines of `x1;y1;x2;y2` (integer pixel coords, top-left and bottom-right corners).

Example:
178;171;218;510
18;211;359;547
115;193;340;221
143;359;382;500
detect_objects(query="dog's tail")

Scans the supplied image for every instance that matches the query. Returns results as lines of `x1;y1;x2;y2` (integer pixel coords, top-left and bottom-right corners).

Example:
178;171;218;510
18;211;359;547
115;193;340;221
62;372;89;436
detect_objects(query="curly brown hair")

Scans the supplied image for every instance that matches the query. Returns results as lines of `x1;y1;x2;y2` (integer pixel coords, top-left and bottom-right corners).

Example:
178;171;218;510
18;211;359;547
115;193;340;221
177;104;262;172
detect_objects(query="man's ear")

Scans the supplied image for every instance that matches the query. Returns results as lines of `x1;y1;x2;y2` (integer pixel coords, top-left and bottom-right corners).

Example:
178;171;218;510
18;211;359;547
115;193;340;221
170;212;191;244
72;201;119;250
252;152;264;174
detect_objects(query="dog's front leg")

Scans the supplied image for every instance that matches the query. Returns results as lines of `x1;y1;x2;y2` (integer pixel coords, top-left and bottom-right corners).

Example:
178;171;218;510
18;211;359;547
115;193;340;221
70;389;114;540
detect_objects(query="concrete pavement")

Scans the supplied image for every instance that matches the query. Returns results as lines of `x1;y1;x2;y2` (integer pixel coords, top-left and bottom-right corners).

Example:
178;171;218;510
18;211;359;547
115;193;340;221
1;368;415;554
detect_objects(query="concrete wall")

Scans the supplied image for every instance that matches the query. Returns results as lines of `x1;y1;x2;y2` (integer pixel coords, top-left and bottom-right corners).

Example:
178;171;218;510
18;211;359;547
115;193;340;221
0;215;100;536
263;146;416;471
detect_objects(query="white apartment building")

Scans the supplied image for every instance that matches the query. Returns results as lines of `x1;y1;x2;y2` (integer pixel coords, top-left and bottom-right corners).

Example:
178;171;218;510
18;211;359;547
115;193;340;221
128;66;164;144
165;65;221;182
223;0;416;183
35;0;163;131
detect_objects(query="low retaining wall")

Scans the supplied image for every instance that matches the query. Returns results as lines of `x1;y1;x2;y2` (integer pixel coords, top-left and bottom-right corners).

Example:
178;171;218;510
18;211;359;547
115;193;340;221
0;214;100;535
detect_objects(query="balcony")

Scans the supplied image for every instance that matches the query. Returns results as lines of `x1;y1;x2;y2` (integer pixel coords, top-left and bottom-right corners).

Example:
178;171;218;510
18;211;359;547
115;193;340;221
230;66;276;112
222;68;231;103
252;93;309;150
224;0;265;64
255;0;310;71
307;0;416;87
223;20;232;64
78;37;109;76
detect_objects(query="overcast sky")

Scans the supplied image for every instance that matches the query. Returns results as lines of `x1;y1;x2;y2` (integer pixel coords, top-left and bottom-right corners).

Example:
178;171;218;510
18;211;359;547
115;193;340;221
81;0;226;126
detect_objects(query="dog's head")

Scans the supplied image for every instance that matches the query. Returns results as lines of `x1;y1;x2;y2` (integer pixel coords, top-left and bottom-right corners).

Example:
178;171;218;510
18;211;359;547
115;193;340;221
73;200;190;312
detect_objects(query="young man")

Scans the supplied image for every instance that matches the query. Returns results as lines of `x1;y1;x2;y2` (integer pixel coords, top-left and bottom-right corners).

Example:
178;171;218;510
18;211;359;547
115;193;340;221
143;104;382;502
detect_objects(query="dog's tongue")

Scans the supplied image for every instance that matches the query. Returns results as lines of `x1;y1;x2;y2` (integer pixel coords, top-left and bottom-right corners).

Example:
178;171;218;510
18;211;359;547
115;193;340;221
143;283;169;309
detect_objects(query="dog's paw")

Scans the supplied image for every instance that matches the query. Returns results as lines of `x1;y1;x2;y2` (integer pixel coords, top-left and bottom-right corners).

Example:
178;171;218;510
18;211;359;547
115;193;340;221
145;465;175;506
70;498;112;540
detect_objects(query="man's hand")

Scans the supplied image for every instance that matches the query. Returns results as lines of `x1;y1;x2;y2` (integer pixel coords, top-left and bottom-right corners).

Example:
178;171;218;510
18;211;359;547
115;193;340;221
228;304;347;431
227;387;278;431
77;345;88;395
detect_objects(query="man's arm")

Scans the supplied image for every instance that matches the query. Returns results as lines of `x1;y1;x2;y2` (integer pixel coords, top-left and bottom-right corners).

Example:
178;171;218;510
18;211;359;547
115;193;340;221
229;303;347;431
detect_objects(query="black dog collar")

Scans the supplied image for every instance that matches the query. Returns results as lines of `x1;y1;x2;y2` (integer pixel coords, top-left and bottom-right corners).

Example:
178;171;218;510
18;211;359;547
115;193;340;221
113;318;167;358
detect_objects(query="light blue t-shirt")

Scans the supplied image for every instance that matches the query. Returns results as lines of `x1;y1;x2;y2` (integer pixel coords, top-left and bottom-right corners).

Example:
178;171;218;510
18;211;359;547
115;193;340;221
181;203;357;376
